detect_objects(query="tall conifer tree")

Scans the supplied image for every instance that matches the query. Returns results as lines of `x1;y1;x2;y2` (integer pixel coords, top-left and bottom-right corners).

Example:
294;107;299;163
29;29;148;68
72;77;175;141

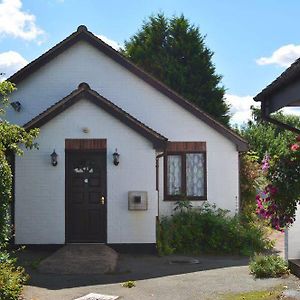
123;14;230;125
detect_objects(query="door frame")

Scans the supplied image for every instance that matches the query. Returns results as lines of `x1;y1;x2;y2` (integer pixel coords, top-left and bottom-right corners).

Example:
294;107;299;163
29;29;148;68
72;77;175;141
65;139;107;244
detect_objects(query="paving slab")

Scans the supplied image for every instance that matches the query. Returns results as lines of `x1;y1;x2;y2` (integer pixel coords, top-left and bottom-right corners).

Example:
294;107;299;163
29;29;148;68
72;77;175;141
38;244;118;274
74;293;119;300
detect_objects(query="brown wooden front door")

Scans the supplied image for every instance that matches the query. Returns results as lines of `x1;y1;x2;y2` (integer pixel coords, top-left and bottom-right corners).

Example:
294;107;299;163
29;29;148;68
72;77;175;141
66;151;107;243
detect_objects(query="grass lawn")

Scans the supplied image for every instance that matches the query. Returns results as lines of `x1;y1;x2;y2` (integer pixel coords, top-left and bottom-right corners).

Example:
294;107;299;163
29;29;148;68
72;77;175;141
222;286;284;300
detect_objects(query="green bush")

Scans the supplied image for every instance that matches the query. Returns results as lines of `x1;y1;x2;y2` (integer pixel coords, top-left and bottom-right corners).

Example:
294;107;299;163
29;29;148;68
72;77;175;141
0;260;28;300
249;254;289;278
157;203;272;256
0;249;28;300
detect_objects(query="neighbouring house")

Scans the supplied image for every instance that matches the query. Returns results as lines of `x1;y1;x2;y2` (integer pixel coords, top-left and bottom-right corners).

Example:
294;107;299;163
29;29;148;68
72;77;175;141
254;62;300;266
7;25;247;251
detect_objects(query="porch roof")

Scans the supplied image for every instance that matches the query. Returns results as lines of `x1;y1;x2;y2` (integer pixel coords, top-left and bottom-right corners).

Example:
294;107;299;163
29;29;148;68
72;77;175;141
24;82;168;150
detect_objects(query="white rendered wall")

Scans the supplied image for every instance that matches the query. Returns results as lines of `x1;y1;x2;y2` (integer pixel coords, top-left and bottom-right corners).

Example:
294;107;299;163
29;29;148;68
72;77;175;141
9;40;240;221
15;99;157;244
287;205;300;259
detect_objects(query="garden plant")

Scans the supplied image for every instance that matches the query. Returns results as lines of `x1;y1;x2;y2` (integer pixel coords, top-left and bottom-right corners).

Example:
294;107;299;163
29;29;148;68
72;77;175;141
0;79;39;299
157;202;272;256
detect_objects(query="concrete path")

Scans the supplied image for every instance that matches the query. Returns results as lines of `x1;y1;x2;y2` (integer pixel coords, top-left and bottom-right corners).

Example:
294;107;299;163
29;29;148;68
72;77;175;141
270;229;285;258
38;244;118;274
23;264;300;300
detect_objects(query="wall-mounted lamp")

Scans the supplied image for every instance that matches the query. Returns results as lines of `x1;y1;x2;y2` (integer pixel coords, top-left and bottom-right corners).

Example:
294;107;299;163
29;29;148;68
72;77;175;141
113;148;120;166
11;101;22;112
50;150;58;166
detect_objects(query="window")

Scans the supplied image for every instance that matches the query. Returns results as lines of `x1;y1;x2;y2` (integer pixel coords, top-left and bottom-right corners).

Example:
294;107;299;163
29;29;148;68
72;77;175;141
164;142;207;200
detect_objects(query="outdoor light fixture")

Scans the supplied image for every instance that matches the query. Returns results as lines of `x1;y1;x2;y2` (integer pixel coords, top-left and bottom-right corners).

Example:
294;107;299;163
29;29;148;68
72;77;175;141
50;150;58;166
11;101;22;112
113;149;120;166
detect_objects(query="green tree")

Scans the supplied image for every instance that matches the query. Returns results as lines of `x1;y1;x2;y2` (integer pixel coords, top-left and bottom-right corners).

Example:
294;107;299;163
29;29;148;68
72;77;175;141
0;80;39;247
122;14;230;125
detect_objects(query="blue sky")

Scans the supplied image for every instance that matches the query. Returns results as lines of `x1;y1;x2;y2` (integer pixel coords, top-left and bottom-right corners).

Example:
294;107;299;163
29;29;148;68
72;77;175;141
1;0;300;124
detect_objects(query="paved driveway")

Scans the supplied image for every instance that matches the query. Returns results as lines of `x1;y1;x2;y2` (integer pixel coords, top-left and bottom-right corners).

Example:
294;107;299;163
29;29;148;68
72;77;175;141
20;251;299;300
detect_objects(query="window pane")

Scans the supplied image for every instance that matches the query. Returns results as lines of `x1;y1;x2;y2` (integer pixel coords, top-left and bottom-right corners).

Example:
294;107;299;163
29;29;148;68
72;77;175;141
167;155;182;195
186;153;205;197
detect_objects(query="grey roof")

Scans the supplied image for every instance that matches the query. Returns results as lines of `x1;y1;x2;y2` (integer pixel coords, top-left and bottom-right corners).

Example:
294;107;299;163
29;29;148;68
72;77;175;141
254;57;300;101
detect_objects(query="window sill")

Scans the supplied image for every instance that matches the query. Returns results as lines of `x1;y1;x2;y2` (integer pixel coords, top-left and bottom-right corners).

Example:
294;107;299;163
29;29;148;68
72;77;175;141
163;196;207;201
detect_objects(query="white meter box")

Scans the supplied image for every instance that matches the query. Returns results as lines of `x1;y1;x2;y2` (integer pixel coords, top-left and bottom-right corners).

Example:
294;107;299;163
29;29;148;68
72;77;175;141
128;191;148;210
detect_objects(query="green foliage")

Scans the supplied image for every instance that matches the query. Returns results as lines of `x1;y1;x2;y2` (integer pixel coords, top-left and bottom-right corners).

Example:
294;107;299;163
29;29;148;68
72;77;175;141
0;80;39;247
0;79;34;298
123;13;230;125
0;247;28;300
249;254;289;278
174;197;192;212
240;151;268;221
0;260;28;300
239;107;300;229
157;203;272;256
0;152;12;247
121;280;136;288
0;80;15;115
239;107;300;161
240;152;261;212
257;139;300;229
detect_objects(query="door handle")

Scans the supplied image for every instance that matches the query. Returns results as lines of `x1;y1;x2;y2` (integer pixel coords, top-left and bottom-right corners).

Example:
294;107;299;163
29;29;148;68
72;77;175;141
100;196;105;205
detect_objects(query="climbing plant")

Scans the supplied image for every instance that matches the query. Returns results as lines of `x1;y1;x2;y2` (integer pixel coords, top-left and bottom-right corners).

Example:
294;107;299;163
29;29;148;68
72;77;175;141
0;80;39;247
256;138;300;230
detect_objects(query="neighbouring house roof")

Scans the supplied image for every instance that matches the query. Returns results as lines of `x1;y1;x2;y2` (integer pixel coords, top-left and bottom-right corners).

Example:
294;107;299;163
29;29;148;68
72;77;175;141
253;56;300;134
9;25;247;151
24;82;168;149
254;58;300;102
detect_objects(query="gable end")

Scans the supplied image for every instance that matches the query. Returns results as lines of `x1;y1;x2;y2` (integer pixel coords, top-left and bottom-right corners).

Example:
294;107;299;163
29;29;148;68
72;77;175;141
9;25;247;152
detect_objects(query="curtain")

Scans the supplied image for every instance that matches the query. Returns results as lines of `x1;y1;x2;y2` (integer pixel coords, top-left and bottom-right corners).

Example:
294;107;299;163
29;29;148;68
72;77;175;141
186;153;205;197
167;155;182;195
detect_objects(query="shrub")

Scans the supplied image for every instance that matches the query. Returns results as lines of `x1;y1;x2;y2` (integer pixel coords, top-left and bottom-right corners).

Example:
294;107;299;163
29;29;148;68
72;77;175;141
0;260;28;300
157;203;272;256
0;249;29;300
249;254;289;278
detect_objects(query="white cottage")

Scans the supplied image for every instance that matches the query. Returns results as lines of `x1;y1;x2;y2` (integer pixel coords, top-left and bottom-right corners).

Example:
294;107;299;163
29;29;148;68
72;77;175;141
7;25;247;252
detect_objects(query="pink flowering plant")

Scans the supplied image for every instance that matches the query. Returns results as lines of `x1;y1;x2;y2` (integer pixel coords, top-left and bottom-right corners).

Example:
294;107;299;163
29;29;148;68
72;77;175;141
256;138;300;230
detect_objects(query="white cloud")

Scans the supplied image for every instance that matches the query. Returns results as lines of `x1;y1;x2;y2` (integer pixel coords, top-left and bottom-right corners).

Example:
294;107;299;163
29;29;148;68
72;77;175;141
225;94;300;126
256;44;300;67
0;0;44;41
0;51;27;79
96;34;122;50
225;94;259;125
281;106;300;116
